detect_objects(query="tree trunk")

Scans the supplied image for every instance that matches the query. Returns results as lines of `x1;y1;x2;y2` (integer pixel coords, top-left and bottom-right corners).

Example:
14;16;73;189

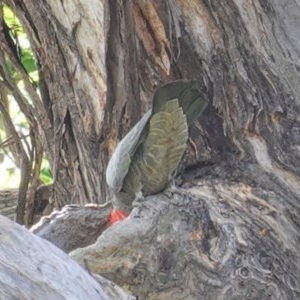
2;0;300;299
4;0;110;207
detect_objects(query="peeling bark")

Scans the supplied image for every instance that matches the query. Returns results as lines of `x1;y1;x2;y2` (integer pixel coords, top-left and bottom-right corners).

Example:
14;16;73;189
5;0;108;207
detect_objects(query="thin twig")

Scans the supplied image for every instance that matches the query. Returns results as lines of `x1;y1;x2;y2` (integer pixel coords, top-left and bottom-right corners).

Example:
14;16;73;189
0;134;30;149
0;96;31;224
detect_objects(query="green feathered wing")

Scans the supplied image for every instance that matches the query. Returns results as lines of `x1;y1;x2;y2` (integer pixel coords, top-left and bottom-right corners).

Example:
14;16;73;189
106;80;209;212
122;98;188;197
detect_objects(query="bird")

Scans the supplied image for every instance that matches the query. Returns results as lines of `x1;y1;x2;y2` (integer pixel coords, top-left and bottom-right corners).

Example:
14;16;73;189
106;80;208;224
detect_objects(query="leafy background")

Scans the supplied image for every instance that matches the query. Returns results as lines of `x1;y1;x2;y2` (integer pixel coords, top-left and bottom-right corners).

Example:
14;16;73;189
0;5;52;187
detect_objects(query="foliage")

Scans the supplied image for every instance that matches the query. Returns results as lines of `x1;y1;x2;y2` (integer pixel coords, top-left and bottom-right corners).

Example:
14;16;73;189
0;5;52;187
39;159;53;184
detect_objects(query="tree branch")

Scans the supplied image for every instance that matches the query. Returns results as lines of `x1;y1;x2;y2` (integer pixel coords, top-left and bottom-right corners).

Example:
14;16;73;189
0;215;135;299
31;202;113;252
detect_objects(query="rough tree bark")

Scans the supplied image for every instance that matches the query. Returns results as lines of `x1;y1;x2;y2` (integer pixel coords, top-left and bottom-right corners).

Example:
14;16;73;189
1;0;300;299
0;188;18;220
31;202;112;252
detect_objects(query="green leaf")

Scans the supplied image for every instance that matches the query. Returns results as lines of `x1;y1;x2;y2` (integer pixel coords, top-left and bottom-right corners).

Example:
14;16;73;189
39;167;53;184
3;5;22;29
21;48;37;73
3;5;38;82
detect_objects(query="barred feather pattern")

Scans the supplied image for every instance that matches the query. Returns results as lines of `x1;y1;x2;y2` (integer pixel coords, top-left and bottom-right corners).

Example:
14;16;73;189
122;98;188;197
106;80;209;212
